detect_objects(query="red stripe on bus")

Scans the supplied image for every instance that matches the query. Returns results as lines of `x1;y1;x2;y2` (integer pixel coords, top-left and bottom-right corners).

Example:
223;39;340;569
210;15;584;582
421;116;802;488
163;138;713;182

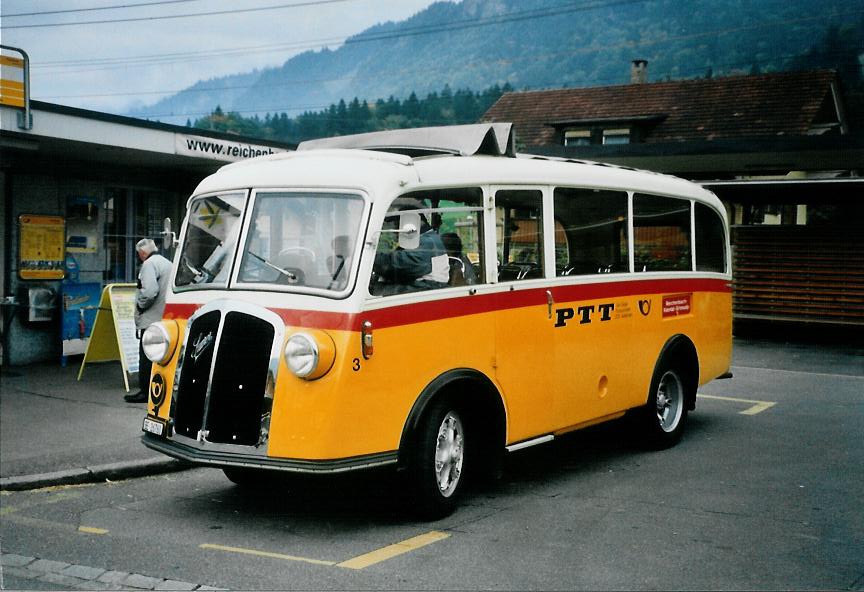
362;278;729;329
163;303;356;330
163;277;730;332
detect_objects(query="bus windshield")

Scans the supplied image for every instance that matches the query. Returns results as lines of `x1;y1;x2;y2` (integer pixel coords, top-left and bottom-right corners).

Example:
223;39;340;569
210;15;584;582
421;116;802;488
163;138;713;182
236;192;365;292
176;193;246;287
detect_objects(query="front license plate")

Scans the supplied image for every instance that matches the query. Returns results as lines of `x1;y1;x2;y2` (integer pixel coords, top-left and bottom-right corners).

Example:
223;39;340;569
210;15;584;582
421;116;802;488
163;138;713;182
142;417;165;436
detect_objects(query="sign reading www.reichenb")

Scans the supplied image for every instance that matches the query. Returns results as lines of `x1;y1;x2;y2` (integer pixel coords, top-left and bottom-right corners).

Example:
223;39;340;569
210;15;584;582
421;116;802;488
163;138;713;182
175;133;288;162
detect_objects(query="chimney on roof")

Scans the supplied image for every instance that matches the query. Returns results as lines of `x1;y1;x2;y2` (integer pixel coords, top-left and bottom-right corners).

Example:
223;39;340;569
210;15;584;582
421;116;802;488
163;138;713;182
631;59;648;84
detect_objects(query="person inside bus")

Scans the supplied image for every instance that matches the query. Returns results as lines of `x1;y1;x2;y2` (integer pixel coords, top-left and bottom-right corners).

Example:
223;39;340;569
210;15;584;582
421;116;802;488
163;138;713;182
371;201;449;295
440;232;478;286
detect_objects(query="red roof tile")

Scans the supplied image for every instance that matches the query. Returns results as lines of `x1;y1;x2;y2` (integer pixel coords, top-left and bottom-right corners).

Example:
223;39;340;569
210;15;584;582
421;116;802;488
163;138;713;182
481;70;838;147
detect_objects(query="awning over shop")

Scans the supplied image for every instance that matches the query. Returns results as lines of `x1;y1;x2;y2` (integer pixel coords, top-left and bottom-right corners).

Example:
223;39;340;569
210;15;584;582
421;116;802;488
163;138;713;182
702;177;864;205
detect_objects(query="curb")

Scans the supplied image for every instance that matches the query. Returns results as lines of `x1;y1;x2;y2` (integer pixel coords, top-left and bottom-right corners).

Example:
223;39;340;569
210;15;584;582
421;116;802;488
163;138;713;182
0;552;227;590
0;457;191;491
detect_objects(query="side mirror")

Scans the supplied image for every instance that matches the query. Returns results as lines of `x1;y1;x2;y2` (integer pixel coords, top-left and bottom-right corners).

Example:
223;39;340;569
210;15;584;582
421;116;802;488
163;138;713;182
366;212;422;250
397;212;421;250
162;217;179;249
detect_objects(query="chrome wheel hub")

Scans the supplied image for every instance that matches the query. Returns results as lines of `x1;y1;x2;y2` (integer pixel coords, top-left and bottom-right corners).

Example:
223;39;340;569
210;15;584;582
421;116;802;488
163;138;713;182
434;411;464;497
656;370;684;433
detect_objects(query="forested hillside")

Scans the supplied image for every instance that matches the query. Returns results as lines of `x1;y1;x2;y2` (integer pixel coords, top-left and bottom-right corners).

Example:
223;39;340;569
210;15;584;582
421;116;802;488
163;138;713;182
189;83;513;143
134;0;863;138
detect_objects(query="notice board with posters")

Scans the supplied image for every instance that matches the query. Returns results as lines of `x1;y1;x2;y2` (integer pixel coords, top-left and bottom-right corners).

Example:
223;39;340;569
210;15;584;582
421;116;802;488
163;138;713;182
78;283;138;392
61;281;103;359
65;195;99;253
18;215;65;279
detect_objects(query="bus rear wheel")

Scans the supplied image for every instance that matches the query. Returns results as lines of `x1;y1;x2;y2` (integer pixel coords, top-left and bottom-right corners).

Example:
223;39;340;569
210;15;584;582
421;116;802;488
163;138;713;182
408;398;467;519
640;360;689;448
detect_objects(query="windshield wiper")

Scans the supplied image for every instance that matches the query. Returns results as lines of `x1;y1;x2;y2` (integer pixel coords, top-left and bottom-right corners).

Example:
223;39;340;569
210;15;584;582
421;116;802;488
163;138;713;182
247;251;297;280
182;256;216;283
326;255;346;290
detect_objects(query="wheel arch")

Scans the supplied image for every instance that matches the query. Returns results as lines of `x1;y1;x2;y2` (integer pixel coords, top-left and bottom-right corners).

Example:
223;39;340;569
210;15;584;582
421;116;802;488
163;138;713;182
398;368;507;470
652;334;700;411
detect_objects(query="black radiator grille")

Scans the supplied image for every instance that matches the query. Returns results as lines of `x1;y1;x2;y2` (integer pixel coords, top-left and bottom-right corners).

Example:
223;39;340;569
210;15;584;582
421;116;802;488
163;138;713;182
173;310;220;439
206;312;274;445
172;309;275;446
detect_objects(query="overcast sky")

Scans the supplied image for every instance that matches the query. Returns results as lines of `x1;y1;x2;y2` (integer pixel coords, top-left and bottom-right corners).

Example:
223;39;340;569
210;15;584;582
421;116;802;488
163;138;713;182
1;0;441;114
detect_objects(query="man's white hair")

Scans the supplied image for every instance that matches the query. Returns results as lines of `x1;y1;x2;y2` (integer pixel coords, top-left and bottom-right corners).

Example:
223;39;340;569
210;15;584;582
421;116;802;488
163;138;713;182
136;238;159;255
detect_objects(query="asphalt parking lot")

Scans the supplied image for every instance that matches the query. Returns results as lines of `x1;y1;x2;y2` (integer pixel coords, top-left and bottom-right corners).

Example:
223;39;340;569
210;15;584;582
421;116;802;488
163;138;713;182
1;335;862;590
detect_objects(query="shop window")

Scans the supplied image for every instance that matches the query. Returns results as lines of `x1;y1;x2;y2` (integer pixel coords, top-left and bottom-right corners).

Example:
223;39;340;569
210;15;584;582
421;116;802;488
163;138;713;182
807;203;864;226
103;188;180;283
103;188;128;282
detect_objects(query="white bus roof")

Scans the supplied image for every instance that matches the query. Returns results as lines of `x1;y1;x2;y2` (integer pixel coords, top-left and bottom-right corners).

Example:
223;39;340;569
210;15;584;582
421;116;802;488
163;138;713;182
192;124;721;209
298;122;515;157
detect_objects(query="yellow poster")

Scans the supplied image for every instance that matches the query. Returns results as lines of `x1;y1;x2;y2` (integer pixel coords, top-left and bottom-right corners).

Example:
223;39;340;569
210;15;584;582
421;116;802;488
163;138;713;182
0;54;25;108
19;215;65;279
78;284;138;392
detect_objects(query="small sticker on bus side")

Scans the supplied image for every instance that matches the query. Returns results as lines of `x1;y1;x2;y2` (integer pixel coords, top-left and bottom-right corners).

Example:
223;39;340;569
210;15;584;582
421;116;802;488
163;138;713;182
662;293;692;317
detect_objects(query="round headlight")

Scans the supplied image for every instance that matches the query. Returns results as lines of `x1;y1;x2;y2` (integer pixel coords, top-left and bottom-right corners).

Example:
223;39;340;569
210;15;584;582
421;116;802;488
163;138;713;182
284;333;319;378
142;322;175;365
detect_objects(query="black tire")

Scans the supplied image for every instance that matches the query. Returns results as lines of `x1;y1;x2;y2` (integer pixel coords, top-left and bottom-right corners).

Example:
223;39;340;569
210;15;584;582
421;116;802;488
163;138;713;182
222;466;275;488
638;359;690;449
408;398;467;519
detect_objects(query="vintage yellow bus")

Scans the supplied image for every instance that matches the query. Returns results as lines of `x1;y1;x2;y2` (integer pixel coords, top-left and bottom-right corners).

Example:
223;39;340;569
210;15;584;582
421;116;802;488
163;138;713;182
140;123;732;517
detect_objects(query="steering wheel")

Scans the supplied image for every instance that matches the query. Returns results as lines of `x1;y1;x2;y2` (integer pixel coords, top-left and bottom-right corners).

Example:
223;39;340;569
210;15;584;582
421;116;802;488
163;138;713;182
278;246;316;263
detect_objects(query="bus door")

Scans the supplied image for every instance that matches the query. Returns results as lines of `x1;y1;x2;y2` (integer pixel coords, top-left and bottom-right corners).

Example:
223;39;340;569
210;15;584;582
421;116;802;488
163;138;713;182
549;187;634;427
490;186;556;443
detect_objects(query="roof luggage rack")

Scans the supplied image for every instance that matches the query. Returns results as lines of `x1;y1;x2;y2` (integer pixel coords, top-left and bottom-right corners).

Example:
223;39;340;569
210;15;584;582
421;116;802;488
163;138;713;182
297;123;516;158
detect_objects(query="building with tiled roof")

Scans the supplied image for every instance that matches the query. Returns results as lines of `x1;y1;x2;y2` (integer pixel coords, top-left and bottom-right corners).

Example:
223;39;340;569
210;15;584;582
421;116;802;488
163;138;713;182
483;69;846;153
483;66;864;331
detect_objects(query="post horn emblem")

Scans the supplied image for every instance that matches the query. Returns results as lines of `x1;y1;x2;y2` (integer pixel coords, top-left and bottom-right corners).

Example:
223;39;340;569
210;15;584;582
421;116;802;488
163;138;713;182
149;373;166;413
638;299;652;316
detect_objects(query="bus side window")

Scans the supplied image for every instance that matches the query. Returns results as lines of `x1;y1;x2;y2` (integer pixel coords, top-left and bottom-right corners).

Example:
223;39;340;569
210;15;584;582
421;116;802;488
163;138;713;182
553;188;629;275
495;189;544;281
695;203;727;273
370;188;484;296
634;194;692;272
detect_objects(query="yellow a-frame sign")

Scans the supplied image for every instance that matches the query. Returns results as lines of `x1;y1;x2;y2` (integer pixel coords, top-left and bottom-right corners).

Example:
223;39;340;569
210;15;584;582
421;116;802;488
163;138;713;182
78;284;138;392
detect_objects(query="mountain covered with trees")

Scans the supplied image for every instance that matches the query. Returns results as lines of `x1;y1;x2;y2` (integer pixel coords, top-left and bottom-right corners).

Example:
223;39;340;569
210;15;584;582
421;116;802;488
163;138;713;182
130;0;863;139
189;83;513;143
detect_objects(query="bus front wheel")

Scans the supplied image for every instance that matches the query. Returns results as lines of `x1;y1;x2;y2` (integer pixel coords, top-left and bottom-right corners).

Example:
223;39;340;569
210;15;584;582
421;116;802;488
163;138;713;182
408;398;467;519
222;466;274;488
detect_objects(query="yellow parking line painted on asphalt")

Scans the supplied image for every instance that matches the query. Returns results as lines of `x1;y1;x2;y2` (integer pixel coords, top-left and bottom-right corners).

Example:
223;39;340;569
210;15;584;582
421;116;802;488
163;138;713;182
199;532;451;570
738;401;777;415
78;526;109;535
0;490;83;516
336;531;450;570
199;543;336;567
3;512;79;533
36;483;95;493
697;394;777;415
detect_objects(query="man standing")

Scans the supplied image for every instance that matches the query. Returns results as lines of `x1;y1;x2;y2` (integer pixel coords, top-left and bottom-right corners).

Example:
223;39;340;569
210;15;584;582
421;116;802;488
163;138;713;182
126;238;172;403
